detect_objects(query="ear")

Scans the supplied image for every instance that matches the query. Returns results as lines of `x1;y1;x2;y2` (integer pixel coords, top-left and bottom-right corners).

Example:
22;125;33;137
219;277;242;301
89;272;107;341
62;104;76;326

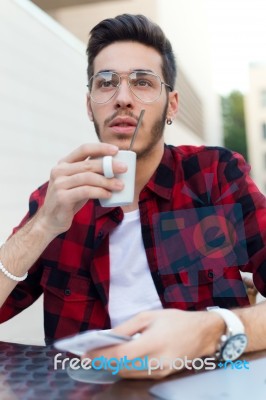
86;93;94;121
167;90;178;121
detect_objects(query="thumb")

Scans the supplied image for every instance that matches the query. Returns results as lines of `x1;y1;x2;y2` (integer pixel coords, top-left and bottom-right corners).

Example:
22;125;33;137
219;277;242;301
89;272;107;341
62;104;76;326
112;312;153;337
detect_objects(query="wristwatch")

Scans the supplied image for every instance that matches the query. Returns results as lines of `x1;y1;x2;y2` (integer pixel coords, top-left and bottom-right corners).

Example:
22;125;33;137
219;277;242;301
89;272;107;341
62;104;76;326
207;306;248;361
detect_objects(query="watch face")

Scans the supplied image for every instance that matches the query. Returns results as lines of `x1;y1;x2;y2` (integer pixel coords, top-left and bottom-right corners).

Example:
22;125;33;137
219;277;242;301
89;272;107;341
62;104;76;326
222;334;248;361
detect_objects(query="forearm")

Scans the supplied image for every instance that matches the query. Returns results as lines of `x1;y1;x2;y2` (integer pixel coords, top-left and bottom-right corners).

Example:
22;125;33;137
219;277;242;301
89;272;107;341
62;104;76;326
0;212;55;307
202;302;266;357
234;302;266;353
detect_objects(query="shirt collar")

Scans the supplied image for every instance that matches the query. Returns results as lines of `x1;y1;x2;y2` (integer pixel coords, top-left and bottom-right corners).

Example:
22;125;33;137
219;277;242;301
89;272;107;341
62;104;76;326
145;144;175;200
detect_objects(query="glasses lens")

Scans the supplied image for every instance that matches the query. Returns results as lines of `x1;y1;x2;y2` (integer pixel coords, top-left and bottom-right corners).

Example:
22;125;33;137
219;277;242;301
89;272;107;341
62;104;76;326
89;72;120;103
129;71;162;102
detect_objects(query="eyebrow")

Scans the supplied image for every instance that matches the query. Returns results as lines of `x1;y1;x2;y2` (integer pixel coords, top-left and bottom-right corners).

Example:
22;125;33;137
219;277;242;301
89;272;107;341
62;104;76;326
96;69;155;74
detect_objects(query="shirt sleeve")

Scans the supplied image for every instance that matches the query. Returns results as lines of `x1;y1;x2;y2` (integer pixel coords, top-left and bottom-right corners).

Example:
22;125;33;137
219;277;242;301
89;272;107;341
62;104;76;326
0;183;48;323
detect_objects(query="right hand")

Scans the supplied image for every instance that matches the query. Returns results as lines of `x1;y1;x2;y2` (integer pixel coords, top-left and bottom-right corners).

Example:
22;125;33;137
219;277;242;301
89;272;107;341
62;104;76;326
36;143;127;237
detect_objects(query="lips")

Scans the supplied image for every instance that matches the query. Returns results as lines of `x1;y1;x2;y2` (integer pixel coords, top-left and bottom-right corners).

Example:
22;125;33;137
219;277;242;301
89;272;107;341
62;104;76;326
109;117;137;128
109;116;137;134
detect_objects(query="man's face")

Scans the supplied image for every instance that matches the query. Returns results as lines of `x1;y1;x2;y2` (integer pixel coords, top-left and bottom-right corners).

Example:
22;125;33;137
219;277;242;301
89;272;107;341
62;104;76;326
87;41;177;159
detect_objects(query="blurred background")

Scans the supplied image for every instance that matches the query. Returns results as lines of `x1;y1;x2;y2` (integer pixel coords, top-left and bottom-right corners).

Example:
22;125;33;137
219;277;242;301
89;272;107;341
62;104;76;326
0;0;265;343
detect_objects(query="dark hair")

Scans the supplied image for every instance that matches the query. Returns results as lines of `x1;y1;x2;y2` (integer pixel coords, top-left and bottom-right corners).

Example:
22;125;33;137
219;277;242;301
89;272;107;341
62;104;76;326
86;14;177;89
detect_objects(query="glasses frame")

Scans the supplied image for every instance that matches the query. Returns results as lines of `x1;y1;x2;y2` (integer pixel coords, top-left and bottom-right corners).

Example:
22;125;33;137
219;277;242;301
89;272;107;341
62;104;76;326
87;70;173;104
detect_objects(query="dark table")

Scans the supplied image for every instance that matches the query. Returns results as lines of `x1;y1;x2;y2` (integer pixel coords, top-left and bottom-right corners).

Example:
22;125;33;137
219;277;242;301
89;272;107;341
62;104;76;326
1;341;266;400
0;341;164;400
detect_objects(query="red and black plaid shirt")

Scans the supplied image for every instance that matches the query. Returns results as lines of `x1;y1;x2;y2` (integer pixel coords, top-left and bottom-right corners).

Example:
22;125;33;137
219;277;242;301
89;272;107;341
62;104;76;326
1;145;266;343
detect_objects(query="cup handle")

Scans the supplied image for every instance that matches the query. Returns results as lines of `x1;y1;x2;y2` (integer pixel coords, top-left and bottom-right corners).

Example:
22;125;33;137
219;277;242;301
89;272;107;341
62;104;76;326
102;156;114;178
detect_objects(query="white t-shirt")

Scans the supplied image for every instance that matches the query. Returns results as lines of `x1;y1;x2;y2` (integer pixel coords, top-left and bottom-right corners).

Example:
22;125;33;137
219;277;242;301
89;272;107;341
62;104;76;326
108;209;162;328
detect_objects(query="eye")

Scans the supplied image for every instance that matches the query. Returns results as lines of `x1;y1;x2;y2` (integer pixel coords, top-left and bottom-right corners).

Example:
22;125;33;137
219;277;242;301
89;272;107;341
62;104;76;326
94;74;119;89
101;80;115;88
130;72;158;89
139;79;151;87
133;78;152;87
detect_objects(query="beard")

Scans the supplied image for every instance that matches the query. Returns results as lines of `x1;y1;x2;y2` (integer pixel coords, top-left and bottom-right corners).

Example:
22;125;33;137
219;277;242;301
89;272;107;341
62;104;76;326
92;102;168;160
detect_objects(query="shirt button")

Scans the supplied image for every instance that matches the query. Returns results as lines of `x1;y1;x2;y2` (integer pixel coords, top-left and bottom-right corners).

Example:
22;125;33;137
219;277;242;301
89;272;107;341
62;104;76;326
97;231;104;239
64;288;71;296
208;271;214;279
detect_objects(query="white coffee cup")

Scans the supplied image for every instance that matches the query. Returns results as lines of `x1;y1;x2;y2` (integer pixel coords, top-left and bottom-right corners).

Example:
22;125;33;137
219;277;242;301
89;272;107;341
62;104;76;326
100;150;136;207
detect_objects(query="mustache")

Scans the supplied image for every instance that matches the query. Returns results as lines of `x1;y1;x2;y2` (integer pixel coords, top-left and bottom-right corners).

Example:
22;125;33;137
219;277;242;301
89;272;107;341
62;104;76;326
104;111;139;127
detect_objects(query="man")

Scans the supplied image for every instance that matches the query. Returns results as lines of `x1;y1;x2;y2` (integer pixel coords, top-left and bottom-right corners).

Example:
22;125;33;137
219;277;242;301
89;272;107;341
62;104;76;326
0;14;266;378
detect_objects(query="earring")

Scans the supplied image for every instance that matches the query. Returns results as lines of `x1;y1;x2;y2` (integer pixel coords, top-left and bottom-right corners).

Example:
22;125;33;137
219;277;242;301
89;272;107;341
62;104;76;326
166;118;173;125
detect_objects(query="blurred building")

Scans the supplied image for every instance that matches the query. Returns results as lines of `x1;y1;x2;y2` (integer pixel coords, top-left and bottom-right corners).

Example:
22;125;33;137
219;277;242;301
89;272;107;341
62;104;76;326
0;0;99;241
245;64;266;194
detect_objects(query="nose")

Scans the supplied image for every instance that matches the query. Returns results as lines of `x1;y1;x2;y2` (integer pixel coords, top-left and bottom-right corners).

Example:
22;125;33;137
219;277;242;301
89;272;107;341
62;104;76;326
114;77;134;109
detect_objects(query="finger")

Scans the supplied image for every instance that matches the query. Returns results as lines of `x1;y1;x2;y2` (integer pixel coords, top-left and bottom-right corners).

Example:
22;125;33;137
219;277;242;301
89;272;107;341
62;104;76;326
117;331;161;360
55;171;124;192
87;328;160;363
53;159;103;178
54;184;117;205
111;312;155;337
60;143;118;164
51;160;102;182
53;158;127;180
85;312;160;361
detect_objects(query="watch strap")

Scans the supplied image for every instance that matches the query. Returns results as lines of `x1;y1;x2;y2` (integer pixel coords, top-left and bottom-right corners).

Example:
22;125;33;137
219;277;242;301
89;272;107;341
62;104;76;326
207;307;247;361
207;306;245;335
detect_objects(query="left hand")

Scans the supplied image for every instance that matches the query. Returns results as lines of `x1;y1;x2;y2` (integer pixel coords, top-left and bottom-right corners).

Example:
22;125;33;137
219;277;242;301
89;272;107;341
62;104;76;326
83;309;223;379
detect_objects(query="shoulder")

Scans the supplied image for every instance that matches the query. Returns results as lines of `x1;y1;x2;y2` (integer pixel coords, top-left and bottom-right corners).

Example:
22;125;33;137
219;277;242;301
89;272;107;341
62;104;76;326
167;144;249;173
167;144;242;159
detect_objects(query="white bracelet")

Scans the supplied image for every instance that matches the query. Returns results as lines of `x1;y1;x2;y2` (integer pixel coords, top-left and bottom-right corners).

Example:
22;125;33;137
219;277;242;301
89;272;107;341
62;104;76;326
0;260;28;282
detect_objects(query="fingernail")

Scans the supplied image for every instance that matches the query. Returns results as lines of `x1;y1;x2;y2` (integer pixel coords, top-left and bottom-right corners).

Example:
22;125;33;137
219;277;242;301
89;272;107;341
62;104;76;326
116;162;127;171
108;145;119;153
114;180;124;189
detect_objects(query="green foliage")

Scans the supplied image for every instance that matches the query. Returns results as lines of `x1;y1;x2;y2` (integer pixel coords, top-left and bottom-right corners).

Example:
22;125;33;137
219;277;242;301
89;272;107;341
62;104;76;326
221;91;248;161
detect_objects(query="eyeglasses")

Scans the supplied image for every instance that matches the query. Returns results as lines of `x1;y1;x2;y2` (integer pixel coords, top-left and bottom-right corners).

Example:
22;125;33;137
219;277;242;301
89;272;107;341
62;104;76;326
87;70;173;104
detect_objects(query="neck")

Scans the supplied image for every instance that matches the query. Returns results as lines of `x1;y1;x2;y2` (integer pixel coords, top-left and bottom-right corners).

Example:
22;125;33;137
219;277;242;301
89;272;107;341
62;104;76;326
122;142;164;212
